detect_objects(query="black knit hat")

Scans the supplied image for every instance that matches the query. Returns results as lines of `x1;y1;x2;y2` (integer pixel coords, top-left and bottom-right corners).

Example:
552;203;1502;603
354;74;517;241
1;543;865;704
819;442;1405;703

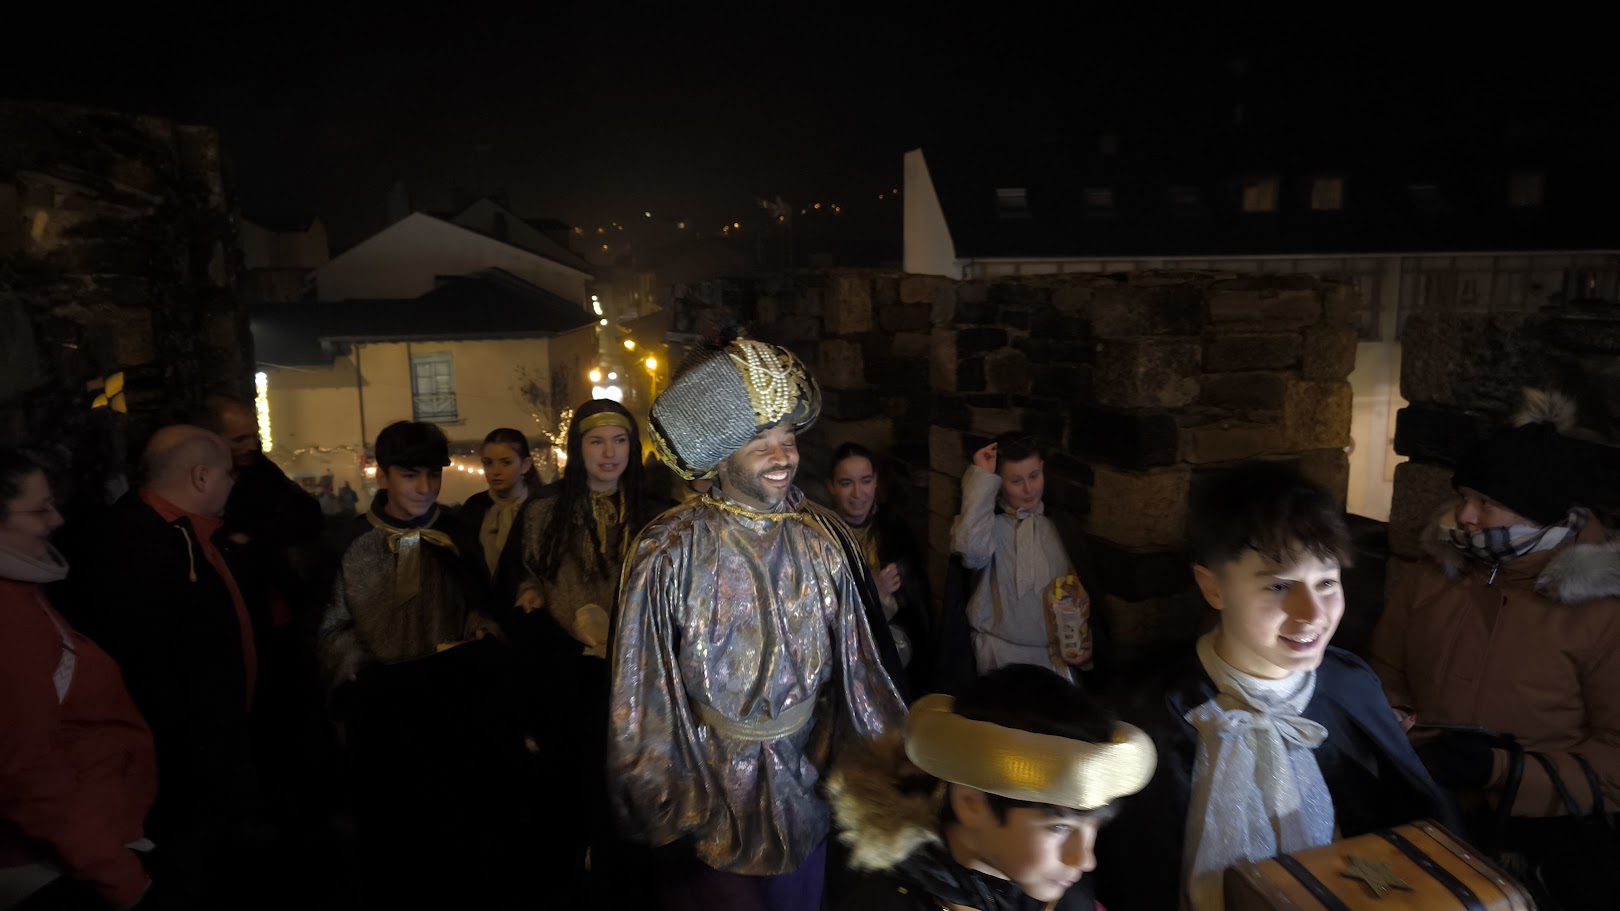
1452;421;1620;525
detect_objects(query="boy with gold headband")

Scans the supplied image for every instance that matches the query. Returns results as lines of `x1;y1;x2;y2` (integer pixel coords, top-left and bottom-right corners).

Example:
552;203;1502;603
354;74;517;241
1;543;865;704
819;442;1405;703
608;335;906;911
828;664;1156;910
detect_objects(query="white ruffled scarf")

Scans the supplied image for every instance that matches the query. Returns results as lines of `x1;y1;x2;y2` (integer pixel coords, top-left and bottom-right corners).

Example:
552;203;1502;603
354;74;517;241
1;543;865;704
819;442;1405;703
1001;498;1054;598
1182;633;1336;911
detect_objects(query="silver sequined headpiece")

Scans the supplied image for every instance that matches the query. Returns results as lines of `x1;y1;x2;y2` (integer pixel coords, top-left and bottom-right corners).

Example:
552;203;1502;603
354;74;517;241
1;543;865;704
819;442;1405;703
649;338;821;480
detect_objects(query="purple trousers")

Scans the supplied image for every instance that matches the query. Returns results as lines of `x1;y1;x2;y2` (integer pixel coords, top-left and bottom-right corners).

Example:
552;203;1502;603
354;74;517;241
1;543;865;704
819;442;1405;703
656;844;826;911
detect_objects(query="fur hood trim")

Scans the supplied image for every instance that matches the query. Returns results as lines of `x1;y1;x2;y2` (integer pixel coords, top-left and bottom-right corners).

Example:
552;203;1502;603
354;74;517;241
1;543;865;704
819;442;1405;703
826;732;945;873
1420;504;1620;604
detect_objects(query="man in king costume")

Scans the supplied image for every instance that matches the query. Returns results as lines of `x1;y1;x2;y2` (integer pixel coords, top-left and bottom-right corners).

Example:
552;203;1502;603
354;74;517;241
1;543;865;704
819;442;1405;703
607;335;908;911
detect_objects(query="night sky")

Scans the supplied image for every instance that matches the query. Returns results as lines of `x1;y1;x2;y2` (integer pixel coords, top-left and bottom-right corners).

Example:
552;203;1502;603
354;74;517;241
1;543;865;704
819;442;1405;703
5;10;1610;249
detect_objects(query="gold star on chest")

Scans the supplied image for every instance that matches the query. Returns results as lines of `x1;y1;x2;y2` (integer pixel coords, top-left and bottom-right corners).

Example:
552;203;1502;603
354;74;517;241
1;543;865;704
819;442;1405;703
1341;854;1413;898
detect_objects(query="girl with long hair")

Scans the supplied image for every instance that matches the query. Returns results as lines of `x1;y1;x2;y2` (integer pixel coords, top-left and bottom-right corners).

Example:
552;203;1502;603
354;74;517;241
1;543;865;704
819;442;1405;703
511;399;666;901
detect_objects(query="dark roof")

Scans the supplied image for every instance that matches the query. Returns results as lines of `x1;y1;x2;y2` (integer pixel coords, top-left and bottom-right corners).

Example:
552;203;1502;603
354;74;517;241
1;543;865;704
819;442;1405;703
252;268;593;366
524;216;572;233
922;140;1620;260
244;213;318;233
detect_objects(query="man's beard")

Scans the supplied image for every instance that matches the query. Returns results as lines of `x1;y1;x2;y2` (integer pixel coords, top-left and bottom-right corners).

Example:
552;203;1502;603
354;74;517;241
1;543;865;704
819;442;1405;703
718;459;795;509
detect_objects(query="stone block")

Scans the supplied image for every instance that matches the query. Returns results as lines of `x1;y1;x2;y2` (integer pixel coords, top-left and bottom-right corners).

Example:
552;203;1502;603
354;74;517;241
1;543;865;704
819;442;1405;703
1300;326;1358;381
930;328;957;393
986;281;1051;308
1199;372;1286;410
950;282;999;325
1209;284;1322;329
1072;282;1208;338
1086;465;1191;549
1182;422;1285;463
818;338;865;388
1399;311;1543;415
929;470;961;518
1203;333;1301;372
1094;339;1201;409
1088;537;1191;600
900;274;956;307
821;387;885;421
1070;407;1180;469
998;307;1030;329
1293;448;1351;505
1322;281;1361;328
824;275;873;334
1540;309;1620;356
968;406;1022;436
1388;460;1456;560
929;425;970;477
955;327;1009;356
953;357;985;392
1392;405;1487;465
877;302;930;333
1045;474;1092;517
984;349;1031;396
0;183;19;253
929;514;952;569
891;331;931;360
1098;593;1214;656
1283;380;1352;451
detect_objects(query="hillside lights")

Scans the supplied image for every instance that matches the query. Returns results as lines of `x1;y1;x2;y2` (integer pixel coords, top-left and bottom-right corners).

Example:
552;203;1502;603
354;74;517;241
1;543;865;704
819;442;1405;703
623;339;636;351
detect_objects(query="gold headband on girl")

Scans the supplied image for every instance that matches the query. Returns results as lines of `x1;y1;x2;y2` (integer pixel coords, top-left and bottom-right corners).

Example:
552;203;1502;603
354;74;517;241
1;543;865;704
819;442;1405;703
576;412;635;435
903;694;1157;811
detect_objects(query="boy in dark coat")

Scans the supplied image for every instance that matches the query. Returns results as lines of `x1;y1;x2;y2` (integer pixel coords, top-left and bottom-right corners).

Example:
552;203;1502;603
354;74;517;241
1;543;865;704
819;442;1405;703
317;421;520;908
1093;461;1455;911
827;664;1156;911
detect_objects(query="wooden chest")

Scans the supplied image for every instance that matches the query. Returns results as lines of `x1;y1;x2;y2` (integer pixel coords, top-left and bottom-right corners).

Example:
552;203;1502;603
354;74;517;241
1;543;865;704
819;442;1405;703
1224;820;1535;910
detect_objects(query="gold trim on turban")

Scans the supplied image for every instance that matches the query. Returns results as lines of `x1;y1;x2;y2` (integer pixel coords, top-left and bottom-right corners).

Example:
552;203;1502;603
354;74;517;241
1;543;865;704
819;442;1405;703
576;411;634;435
903;694;1157;811
726;338;821;429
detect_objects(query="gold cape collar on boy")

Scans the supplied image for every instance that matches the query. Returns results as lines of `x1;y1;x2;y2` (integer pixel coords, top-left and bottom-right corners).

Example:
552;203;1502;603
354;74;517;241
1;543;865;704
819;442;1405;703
366;508;458;605
903;694;1156;811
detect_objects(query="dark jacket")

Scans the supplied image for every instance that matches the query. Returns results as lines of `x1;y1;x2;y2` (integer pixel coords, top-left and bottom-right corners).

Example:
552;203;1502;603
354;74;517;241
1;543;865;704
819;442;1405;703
1093;643;1458;911
223;453;324;629
826;732;1099;911
456;490;529;610
51;492;259;839
856;508;934;696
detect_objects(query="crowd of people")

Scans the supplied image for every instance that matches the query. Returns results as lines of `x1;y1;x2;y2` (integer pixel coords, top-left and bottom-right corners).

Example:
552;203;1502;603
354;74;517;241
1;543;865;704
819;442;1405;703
3;337;1618;911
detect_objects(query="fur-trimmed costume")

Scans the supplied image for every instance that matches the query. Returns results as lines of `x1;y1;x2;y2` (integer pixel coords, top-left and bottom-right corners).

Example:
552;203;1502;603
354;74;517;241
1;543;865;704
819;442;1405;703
827;733;1101;911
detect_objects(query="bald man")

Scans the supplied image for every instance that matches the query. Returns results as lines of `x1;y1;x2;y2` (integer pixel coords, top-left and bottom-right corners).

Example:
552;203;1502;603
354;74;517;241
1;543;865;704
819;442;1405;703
53;425;261;908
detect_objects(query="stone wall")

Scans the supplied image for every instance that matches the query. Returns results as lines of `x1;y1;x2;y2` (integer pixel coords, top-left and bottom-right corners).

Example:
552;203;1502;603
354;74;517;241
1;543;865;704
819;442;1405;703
673;269;1362;660
1;102;250;513
925;273;1359;661
1387;301;1620;591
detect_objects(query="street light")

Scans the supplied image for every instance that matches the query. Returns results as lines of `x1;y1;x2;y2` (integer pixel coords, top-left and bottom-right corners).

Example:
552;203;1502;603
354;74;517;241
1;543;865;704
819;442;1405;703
645;356;658;371
589;368;603;383
623;339;636;351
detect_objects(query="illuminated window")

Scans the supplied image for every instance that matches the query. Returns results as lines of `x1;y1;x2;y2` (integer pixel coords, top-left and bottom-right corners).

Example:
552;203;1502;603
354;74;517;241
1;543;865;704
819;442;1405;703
1509;173;1544;208
996;188;1029;218
1241;177;1279;213
1310;177;1344;211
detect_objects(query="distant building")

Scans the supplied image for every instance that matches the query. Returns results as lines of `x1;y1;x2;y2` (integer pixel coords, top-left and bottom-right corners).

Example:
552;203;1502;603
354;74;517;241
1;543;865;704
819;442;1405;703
903;142;1620;520
251;268;595;504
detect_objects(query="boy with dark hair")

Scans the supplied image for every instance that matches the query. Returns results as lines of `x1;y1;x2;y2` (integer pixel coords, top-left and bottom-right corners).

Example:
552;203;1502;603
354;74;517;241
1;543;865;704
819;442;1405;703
950;432;1088;680
828;664;1156;910
1094;461;1454;911
316;421;519;907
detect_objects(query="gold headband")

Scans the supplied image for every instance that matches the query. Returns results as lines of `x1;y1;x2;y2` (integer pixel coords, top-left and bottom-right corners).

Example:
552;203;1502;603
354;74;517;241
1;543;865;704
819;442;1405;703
903;694;1156;811
576;411;634;435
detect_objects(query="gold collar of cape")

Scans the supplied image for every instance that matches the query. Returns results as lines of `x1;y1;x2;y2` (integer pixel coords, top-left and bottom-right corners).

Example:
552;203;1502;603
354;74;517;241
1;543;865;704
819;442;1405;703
366;509;459;606
903;693;1157;811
